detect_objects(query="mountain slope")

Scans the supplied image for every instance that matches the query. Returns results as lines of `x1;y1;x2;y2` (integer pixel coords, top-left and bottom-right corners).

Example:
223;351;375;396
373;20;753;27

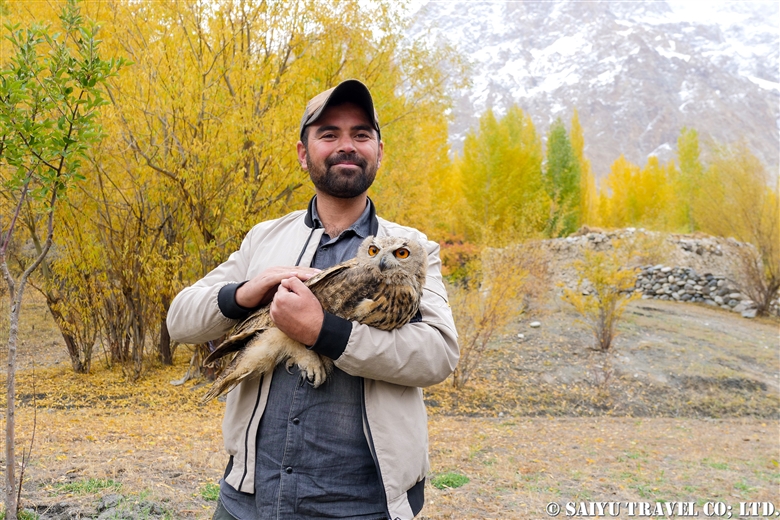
409;0;779;177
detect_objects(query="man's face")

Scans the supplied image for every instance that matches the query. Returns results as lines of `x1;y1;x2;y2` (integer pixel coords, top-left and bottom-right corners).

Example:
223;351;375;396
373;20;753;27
297;102;383;199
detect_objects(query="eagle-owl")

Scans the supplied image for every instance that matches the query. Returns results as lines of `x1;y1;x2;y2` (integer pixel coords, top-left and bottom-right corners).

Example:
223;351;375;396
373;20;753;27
202;235;427;401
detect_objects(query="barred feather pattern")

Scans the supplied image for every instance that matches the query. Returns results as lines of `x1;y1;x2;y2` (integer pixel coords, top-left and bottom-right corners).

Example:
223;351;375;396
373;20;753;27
201;235;427;402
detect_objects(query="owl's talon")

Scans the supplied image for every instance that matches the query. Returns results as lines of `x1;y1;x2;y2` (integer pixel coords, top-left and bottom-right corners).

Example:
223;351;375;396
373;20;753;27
285;359;295;375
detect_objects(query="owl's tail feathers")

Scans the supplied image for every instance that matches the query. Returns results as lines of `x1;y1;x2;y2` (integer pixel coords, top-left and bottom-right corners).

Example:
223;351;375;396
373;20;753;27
201;351;255;403
203;331;255;367
201;328;297;403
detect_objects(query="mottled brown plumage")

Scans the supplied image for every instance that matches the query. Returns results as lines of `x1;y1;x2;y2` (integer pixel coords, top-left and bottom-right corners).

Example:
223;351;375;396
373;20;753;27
201;235;427;402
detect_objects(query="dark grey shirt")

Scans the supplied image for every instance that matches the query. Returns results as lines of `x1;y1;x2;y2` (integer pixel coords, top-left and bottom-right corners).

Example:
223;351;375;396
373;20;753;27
219;200;387;520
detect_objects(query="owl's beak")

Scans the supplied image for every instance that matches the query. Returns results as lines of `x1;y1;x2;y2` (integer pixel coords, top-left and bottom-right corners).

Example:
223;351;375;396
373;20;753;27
379;256;389;271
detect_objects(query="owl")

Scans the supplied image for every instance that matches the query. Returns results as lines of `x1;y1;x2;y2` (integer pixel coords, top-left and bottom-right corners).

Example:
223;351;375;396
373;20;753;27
201;235;427;402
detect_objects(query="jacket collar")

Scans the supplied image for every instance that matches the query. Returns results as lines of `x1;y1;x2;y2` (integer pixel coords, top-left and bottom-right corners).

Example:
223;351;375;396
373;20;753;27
304;195;379;236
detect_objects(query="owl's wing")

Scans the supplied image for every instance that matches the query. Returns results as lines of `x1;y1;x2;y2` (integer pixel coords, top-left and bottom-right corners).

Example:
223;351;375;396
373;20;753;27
203;306;273;366
304;258;358;289
204;260;359;367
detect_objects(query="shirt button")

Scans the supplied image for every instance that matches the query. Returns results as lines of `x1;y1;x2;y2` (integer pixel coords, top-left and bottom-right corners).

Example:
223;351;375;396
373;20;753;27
285;467;293;474
292;418;300;425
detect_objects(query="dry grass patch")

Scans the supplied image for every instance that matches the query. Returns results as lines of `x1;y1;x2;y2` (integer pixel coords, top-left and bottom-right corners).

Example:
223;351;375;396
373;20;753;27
424;416;779;519
1;360;227;517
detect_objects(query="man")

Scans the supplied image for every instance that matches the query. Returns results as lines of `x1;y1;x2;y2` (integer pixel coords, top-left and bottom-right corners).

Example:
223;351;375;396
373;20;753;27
167;79;459;520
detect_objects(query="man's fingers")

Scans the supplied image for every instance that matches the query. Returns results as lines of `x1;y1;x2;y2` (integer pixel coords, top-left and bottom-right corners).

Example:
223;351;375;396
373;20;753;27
280;276;307;293
295;269;320;281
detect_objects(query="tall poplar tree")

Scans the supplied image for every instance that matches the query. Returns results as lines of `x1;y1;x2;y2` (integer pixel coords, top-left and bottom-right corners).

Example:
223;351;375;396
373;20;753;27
676;127;704;232
459;105;546;245
570;109;596;225
544;118;581;236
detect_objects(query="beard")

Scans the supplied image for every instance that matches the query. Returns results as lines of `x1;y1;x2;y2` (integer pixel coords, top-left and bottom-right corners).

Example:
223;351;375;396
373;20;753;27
307;151;378;199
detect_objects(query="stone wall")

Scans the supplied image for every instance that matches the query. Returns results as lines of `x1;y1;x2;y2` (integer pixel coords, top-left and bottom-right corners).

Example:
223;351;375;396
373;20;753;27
634;265;760;318
534;228;778;318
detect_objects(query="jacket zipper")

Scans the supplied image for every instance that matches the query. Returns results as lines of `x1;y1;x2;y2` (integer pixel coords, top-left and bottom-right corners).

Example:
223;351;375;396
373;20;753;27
361;378;392;518
238;374;265;490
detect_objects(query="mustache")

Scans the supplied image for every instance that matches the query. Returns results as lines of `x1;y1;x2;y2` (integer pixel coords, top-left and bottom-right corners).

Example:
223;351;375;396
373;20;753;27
325;152;367;169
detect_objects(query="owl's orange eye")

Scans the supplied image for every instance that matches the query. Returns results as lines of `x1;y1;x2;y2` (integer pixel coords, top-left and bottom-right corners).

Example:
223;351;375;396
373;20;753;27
368;245;380;257
393;247;410;259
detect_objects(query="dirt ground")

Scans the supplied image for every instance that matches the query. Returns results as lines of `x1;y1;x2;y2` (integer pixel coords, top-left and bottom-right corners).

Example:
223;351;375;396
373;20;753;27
0;294;778;519
425;298;779;418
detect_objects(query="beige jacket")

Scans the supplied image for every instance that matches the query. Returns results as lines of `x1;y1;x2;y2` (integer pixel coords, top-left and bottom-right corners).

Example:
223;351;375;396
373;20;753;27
167;205;459;520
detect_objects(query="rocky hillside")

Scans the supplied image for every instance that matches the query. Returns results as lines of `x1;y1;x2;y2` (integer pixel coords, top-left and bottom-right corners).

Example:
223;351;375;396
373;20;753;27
534;228;777;317
409;1;779;176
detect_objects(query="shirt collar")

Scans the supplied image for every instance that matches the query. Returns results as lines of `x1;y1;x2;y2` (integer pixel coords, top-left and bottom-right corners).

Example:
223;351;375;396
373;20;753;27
305;195;378;237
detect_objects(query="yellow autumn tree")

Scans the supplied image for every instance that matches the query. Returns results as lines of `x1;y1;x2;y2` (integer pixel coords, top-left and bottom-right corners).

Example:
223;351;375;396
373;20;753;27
674;127;704;232
694;141;779;314
571;109;597;226
6;0;462;373
599;155;640;227
561;241;640;352
458;105;548;246
598;154;676;230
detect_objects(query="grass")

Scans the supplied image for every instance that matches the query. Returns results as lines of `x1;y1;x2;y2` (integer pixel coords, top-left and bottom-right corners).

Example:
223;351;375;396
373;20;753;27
430;471;470;490
703;459;730;470
0;511;39;520
200;482;220;501
52;477;122;494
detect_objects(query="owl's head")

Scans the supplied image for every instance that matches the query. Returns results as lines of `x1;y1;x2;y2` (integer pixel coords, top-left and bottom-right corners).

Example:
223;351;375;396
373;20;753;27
357;235;427;286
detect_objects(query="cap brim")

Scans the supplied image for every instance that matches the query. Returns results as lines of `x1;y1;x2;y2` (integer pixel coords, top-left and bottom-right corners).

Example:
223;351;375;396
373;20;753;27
300;79;380;140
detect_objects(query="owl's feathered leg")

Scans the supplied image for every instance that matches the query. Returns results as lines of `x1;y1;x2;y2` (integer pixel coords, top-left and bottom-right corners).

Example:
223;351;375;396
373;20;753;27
202;328;335;402
285;347;334;387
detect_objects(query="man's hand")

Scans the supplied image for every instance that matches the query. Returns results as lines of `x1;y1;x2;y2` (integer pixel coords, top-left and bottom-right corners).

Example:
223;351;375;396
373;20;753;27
235;266;320;309
270;277;324;346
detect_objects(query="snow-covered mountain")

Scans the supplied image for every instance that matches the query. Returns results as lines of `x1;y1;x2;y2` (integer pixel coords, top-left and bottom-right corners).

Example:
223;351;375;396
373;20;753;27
409;1;779;177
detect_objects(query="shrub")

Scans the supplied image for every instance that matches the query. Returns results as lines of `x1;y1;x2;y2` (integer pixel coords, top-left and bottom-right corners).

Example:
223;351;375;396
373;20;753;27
449;246;547;388
561;241;639;351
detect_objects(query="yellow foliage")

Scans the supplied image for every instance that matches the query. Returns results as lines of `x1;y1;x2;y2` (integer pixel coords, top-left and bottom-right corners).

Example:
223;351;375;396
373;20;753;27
4;0;463;372
450;246;545;388
561;241;640;351
596;154;679;230
571;109;597;226
458;106;548;246
693;142;780;313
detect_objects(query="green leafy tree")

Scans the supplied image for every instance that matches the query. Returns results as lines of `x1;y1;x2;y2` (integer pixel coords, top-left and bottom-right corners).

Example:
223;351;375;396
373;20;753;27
0;2;125;515
676;127;704;232
544;118;581;236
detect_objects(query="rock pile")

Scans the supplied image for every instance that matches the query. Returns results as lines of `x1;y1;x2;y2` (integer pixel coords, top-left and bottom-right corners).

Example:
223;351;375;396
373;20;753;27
634;265;759;318
535;227;779;318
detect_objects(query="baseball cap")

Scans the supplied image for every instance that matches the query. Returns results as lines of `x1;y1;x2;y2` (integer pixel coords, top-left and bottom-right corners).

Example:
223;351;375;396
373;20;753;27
299;79;381;140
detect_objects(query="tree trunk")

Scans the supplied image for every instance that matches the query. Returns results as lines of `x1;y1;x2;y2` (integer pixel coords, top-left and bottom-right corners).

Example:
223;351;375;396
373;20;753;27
5;286;24;518
45;301;88;373
158;317;172;365
158;295;172;365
